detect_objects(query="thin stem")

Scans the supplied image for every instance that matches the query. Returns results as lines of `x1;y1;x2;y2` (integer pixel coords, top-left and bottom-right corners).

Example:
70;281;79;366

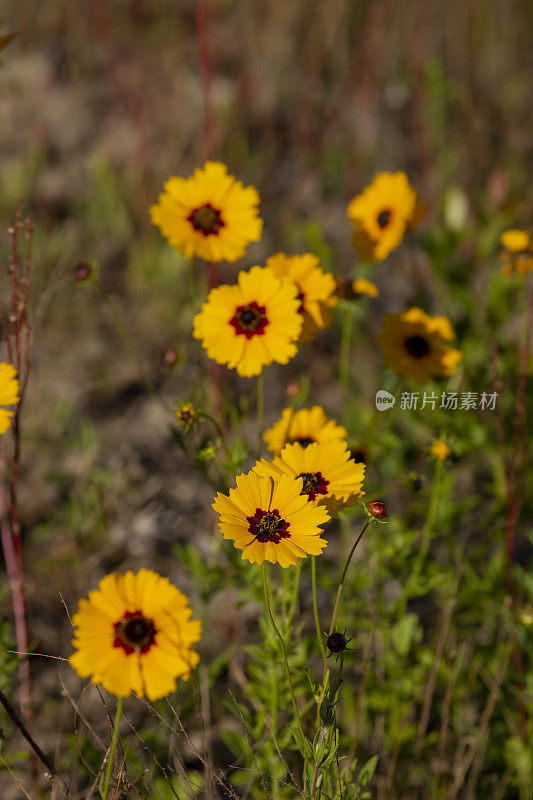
311;557;326;659
320;520;370;691
287;563;302;626
262;563;311;757
339;306;354;400
256;373;264;458
199;411;231;458
102;696;123;800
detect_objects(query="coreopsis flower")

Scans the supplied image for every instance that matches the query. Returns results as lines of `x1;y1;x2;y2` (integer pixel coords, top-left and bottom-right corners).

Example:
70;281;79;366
176;402;198;430
431;439;451;461
0;363;20;434
150;161;263;263
263;406;347;457
377;307;462;384
265;253;337;342
69;569;201;701
335;277;380;300
499;229;533;276
193;266;302;377
347;172;421;262
212;471;330;567
254;440;365;515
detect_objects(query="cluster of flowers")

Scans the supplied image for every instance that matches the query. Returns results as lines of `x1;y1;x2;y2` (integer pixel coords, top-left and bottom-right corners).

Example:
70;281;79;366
16;162;530;707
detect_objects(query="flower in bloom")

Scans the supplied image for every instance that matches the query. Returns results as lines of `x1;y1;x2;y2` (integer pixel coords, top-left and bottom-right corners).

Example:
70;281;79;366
377;307;462;384
263;406;347;456
176;402;198;430
265;253;338;342
254;440;365;515
150;161;263;263
499;229;533;276
347;172;421;262
193;266;302;377
335;277;380;300
69;569;201;701
0;363;19;434
431;439;451;461
213;471;330;567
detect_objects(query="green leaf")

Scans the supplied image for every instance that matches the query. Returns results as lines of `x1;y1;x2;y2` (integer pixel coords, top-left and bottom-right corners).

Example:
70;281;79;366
359;754;378;787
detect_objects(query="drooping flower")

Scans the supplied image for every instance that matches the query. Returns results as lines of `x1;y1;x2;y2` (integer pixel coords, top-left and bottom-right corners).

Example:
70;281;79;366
254;440;365;515
213;471;330;567
377;307;462;384
69;569;201;701
499;229;533;276
347;172;421;262
150;161;263;263
0;363;20;434
431;439;451;461
263;406;347;456
193;266;302;377
265;253;337;342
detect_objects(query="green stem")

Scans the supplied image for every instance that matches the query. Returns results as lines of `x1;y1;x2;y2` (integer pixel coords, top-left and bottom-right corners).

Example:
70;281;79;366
399;459;442;616
320;520;370;690
287;563;302;626
101;696;123;800
262;563;311;757
339;306;354;400
199;411;231;458
311;556;326;659
257;373;264;457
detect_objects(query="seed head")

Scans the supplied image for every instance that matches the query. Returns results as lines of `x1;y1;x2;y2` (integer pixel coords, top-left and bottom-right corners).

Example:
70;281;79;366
176;403;198;430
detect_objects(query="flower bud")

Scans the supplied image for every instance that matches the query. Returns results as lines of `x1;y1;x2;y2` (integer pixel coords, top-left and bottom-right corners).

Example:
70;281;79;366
161;348;179;368
176;403;198;430
326;632;347;653
284;378;300;399
74;262;92;282
369;500;387;518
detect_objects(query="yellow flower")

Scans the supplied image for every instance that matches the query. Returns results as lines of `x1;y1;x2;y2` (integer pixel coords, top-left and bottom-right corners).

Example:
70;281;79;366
265;253;338;342
176;403;198;430
0;363;19;434
254;440;365;515
150;161;263;263
347;172;419;262
263;406;347;456
377;307;462;384
69;569;201;701
213;471;330;567
193;266;302;377
352;278;379;298
499;229;533;276
431;439;451;460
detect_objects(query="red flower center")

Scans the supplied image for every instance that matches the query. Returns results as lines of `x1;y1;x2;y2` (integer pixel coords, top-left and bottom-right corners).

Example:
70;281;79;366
187;203;224;236
230;301;269;339
246;508;290;543
292;436;315;447
113;610;156;655
404;335;431;358
297;471;329;501
377;209;392;229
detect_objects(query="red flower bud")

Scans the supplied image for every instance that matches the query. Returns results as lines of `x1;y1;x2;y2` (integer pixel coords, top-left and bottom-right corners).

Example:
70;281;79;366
74;262;92;282
161;348;179;368
369;500;387;518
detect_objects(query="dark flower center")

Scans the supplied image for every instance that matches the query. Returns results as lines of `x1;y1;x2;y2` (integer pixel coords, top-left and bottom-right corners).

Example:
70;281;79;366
296;471;330;502
297;291;305;313
246;507;290;543
377;209;391;229
293;437;315;447
187;203;224;236
230;301;269;339
404;334;431;358
113;610;156;655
